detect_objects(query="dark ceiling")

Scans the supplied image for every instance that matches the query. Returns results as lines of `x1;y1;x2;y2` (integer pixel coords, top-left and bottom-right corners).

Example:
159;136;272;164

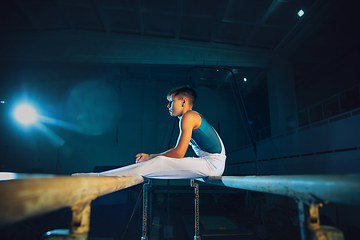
0;0;357;100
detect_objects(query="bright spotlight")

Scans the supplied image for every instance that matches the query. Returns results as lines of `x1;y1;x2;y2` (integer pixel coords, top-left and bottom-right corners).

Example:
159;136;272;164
298;9;304;17
14;104;38;125
244;78;247;82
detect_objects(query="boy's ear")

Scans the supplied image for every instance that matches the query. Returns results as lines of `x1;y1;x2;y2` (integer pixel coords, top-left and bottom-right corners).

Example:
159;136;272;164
182;97;187;106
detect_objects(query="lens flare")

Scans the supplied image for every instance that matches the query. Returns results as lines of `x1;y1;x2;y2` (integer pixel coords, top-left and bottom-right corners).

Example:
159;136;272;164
65;81;121;135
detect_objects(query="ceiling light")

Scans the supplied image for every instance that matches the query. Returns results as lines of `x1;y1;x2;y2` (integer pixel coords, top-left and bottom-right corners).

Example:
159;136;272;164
243;78;247;82
298;10;304;17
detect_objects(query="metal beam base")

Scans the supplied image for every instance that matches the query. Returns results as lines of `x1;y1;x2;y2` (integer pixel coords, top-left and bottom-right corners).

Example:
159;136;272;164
42;229;87;240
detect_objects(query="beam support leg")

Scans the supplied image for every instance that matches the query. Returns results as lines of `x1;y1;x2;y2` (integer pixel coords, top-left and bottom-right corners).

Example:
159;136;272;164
297;201;344;240
191;179;201;240
297;201;308;240
141;179;151;240
43;201;92;240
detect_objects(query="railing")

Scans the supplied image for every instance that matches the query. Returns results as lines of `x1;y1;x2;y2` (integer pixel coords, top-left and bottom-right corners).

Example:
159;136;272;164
0;172;144;239
198;174;360;240
253;84;360;143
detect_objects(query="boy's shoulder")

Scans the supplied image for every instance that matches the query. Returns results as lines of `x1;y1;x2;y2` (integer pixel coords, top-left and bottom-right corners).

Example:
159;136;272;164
184;110;201;118
181;110;202;129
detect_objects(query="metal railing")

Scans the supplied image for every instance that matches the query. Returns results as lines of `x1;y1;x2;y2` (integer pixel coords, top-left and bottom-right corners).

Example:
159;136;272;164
198;174;360;240
253;84;360;143
0;172;144;239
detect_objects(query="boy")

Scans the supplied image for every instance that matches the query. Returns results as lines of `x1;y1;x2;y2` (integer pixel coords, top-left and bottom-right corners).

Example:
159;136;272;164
76;86;226;179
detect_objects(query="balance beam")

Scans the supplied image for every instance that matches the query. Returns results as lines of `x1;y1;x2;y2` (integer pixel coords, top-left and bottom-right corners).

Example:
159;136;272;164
0;173;144;230
198;174;360;205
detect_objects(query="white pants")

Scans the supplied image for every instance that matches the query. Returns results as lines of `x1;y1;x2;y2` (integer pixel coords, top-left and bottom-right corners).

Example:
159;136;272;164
100;140;226;179
99;154;225;179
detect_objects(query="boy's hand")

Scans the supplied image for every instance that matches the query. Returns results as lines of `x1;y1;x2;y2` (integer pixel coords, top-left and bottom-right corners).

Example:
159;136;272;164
135;153;151;163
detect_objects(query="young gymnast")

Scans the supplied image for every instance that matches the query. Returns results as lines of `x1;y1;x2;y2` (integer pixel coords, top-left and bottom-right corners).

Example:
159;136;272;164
74;86;226;179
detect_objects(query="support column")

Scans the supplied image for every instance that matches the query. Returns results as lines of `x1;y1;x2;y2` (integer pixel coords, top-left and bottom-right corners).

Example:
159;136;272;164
267;54;298;136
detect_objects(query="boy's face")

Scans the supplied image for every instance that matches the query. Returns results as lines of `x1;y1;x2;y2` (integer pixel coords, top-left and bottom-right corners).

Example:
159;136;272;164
167;94;183;117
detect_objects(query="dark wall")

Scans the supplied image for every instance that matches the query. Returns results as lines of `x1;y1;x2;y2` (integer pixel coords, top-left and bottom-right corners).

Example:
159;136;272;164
0;64;243;175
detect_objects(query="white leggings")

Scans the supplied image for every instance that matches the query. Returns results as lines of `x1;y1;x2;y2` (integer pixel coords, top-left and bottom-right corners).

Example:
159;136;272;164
99;137;226;179
73;137;226;179
99;153;226;179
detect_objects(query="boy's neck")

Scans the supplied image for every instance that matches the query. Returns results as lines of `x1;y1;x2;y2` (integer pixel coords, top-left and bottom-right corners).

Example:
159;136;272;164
178;107;193;119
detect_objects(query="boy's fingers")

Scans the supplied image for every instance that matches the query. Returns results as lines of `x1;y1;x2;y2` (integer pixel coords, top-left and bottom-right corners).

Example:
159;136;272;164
135;154;144;163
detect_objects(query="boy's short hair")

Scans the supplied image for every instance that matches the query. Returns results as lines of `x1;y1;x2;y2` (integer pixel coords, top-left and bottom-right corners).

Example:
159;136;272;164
167;86;197;106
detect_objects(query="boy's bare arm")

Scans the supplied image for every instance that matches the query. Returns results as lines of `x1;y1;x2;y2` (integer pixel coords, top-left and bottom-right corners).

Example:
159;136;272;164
136;111;201;163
